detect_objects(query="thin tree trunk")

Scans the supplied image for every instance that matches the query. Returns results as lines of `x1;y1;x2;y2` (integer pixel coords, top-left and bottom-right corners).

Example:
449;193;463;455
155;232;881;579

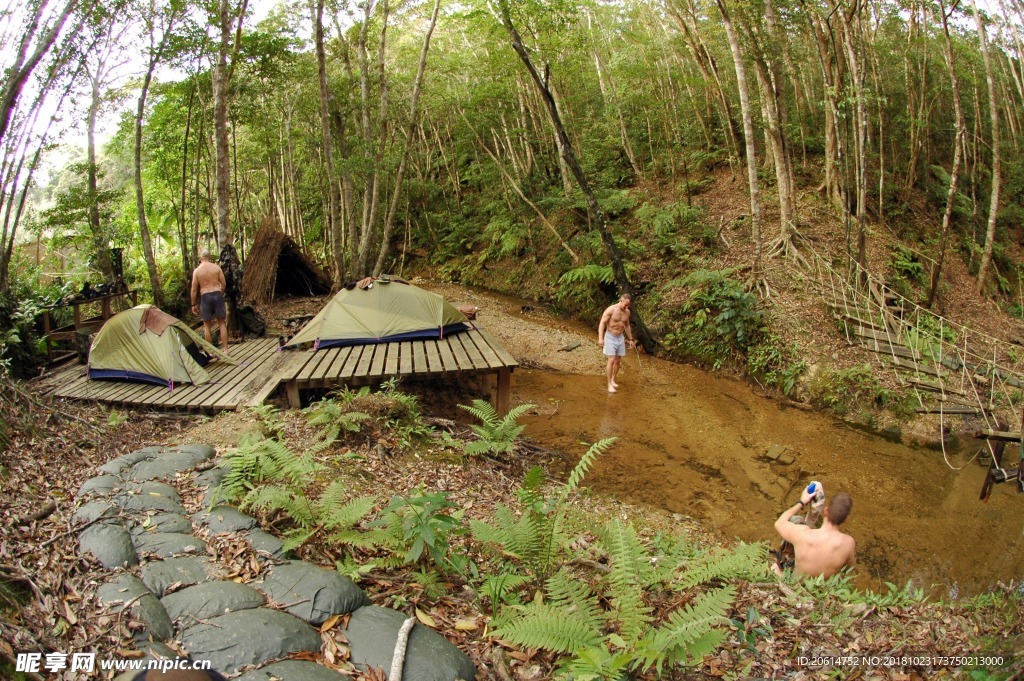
313;0;344;286
971;0;1002;295
927;0;967;308
495;0;655;350
373;0;441;275
715;0;765;295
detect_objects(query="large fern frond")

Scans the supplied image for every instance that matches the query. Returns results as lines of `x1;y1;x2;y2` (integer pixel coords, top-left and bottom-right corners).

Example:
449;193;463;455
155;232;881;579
676;542;768;589
491;602;604;654
561;438;617;500
598;520;654;641
544;570;604;630
634;585;736;672
314;484;377;531
240;483;315;527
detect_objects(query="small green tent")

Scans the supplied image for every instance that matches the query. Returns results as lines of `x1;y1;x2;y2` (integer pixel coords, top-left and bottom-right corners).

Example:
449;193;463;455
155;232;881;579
284;278;469;350
88;305;233;387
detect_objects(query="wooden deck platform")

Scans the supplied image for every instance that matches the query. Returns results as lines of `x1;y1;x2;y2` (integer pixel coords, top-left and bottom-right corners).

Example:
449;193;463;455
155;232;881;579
41;327;517;414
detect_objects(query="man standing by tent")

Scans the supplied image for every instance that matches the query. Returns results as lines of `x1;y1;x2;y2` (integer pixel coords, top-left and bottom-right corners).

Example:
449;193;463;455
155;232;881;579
191;249;229;354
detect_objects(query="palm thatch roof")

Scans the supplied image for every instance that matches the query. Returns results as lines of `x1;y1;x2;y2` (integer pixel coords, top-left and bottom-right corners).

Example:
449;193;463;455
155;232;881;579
241;218;333;304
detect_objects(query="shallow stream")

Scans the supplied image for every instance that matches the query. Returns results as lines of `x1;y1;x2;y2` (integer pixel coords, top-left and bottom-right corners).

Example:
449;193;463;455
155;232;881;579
501;319;1023;597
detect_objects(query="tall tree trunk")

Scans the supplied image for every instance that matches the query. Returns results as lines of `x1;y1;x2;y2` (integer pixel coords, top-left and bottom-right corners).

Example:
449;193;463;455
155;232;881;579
87;70;114;283
715;0;765;294
312;0;344;287
373;0;441;275
971;0;1002;295
178;83;195;281
495;0;655;350
134;5;177;308
212;0;233;247
928;0;967;308
839;0;869;280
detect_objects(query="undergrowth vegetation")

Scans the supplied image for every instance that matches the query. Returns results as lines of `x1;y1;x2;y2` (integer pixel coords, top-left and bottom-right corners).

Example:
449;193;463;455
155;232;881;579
204;385;1023;679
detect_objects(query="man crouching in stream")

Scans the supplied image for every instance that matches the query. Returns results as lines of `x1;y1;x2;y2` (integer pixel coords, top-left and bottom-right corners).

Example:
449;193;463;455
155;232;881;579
774;490;857;578
597;294;636;393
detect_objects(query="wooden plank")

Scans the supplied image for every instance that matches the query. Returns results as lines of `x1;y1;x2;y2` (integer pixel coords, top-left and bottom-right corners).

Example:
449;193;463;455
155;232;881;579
384;342;400;376
915;405;981;415
892;356;947;378
455;332;486;369
475;328;518;367
296;348;333;382
974;429;1022;442
938;395;990;410
495;368;511;415
465;330;503;369
370;342;389;377
842;314;887;331
398;342;414;375
448;333;472;370
412;342;428;374
859;342;922;361
853;326;903;344
203;340;282;409
424;341;442;373
340;345;368;380
309;348;345;382
436;338;458;372
904;376;966;397
352;342;376;378
243;350;308;408
160;339;268;409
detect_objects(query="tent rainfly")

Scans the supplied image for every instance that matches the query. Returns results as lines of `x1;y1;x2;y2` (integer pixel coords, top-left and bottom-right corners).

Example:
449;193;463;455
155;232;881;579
283;278;469;350
88;305;234;387
241;218;332;304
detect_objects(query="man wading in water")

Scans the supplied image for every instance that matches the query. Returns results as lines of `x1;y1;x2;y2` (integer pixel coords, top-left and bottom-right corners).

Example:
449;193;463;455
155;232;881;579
191;248;230;354
774;489;856;578
597;294;635;394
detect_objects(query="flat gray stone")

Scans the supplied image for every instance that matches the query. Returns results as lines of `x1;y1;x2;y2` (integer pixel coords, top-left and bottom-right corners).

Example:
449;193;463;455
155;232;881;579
140;557;222;597
123;452;201;482
257;561;368;625
193;506;257;533
235;660;350;681
131;512;193;535
133;532;206;559
246;528;289;558
77;475;123;498
346;606;475;681
97;575;173;642
167;444;217;463
125;481;182;504
79;522;138;568
194;468;228;507
98;449;161;475
177;608;321;675
113;490;185;515
72;500;118;526
162;582;266;623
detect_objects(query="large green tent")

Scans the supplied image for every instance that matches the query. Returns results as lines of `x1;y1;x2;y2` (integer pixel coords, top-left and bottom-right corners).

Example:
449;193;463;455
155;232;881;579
88;305;233;387
283;279;469;350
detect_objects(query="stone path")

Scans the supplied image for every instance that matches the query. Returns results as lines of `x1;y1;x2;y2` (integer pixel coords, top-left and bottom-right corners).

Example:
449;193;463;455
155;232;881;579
74;444;476;680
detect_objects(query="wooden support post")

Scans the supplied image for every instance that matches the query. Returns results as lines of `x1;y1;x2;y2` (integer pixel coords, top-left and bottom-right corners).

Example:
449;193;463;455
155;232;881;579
495;368;511;416
286;381;301;409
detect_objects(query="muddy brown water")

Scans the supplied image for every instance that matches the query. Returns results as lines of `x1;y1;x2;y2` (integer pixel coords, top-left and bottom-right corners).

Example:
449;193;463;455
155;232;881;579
497;331;1023;599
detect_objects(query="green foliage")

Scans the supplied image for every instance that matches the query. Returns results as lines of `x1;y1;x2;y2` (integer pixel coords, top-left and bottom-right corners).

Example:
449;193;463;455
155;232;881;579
0;288;46;377
807;365;911;418
215;434;320;506
490;515;760;677
374;485;468;574
634;201;710;256
472;438;617;582
458;399;535;457
304;397;370;451
248;404;284;438
889;245;926;295
662;269;765;369
746;335;807;395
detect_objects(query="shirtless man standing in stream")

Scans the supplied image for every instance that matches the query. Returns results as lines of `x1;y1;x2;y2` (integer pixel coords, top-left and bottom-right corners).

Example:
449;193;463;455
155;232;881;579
597;293;635;393
190;248;229;353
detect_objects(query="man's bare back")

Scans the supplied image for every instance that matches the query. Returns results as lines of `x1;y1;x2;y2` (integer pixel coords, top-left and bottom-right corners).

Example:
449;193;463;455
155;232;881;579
775;491;856;578
192;261;226;296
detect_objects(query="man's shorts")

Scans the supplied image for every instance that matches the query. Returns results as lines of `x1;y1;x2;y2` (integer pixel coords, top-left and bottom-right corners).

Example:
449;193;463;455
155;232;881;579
603;332;627;357
200;291;226;322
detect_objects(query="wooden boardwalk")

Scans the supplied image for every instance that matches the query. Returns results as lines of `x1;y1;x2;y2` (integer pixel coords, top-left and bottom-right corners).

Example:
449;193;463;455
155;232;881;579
42;327;517;414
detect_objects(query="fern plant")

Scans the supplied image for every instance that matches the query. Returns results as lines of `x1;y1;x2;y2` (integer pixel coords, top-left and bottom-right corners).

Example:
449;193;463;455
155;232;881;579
488;513;765;679
215;434;320;505
472;438;617;583
304;397;370;452
458;399;535;457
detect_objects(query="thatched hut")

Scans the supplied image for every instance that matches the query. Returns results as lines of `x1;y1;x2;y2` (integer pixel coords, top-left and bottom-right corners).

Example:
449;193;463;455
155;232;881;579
242;218;333;304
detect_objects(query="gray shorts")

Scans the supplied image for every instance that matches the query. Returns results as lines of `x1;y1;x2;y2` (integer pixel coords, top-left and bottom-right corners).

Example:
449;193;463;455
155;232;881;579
200;291;226;321
603;332;626;357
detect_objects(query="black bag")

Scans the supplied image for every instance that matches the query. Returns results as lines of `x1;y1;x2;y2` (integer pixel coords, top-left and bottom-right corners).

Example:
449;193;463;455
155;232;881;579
236;304;266;338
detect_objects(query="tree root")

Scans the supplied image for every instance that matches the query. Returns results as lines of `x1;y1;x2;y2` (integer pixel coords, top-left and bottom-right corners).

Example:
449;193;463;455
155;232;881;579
766;227;810;269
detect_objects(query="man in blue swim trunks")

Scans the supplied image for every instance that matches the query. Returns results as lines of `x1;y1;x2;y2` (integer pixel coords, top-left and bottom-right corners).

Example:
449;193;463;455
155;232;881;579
190;248;229;353
597;293;635;393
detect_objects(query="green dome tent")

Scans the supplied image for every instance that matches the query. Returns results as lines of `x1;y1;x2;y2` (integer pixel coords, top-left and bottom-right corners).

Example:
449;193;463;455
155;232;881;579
283;278;469;350
88;305;233;387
